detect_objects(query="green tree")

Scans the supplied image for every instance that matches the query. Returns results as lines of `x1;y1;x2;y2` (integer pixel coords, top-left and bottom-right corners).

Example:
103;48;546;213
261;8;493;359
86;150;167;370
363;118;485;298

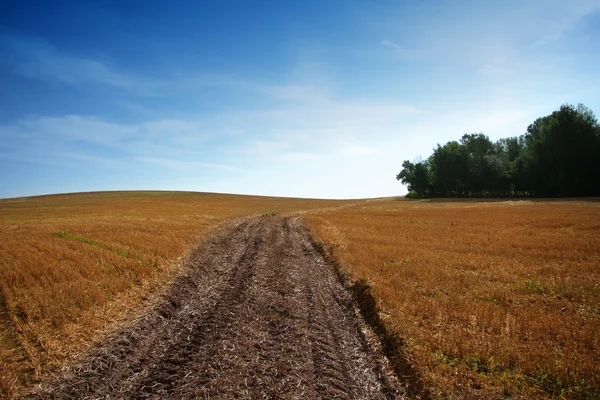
460;133;495;195
428;141;469;196
396;160;431;196
397;103;600;198
524;104;600;196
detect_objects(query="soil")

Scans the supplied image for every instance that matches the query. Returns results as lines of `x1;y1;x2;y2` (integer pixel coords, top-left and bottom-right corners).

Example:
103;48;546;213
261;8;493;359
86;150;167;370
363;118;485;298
32;215;406;399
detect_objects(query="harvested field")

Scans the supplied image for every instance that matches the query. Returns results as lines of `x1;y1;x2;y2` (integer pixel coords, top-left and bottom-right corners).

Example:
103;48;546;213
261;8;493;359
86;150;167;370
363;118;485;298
0;191;353;397
33;215;404;399
4;192;599;399
304;199;600;399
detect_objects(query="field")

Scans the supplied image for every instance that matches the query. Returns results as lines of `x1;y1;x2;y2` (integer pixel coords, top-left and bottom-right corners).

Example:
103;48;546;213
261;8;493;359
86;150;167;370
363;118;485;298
0;191;352;397
2;193;599;398
304;199;600;398
34;215;404;399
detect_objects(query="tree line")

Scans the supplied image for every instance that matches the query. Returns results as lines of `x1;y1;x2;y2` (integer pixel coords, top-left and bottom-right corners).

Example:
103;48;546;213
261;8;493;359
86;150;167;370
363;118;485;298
397;103;600;198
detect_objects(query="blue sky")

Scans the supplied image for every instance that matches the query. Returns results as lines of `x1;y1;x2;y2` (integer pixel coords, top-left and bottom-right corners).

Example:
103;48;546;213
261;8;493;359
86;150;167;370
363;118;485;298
1;0;599;199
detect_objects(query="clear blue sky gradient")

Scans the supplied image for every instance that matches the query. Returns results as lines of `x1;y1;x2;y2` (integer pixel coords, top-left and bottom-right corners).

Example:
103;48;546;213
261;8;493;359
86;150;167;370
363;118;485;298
2;0;599;198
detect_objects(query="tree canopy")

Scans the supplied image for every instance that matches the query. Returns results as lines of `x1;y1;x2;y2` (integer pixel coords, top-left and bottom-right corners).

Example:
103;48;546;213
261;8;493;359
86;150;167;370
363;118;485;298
397;104;600;198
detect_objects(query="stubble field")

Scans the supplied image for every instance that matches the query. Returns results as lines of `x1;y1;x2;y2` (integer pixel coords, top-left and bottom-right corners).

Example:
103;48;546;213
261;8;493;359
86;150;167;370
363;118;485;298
305;199;600;399
0;191;352;397
2;192;599;399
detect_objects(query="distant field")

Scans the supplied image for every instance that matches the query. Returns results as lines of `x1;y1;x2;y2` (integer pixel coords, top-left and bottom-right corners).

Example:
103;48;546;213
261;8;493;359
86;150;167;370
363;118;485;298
304;199;600;399
0;191;352;396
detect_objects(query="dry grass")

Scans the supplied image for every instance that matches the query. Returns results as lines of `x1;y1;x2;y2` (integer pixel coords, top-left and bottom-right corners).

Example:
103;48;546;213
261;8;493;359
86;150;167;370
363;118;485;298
0;191;350;396
304;198;600;399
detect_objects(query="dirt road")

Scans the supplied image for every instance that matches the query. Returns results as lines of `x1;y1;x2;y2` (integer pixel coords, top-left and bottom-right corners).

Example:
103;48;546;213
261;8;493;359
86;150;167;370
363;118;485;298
34;216;405;399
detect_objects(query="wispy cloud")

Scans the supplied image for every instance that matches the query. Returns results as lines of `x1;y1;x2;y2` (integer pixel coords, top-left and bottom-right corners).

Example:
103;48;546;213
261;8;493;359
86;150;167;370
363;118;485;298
1;115;223;170
265;84;328;103
380;40;424;60
532;33;563;47
275;152;320;162
14;115;138;146
242;96;422;134
0;35;158;95
134;157;237;171
51;152;125;167
2;1;597;200
5;115;215;150
530;1;600;46
215;86;422;164
247;139;292;156
378;1;600;70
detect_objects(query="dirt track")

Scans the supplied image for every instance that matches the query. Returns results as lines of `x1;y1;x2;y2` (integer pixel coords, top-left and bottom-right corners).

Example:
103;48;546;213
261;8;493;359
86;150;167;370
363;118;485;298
33;216;405;399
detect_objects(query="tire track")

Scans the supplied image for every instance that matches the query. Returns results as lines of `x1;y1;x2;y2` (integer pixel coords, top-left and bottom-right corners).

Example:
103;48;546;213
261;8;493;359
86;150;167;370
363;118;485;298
128;218;268;397
33;215;406;399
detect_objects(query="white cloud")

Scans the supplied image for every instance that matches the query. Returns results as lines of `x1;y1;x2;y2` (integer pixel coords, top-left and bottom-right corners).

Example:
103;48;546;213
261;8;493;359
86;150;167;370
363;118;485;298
1;115;224;172
378;1;600;71
275;152;320;162
529;0;600;46
134;157;237;171
52;152;125;167
1;35;158;95
247;139;292;156
265;84;328;103
236;98;422;135
214;89;422;167
6;115;216;150
380;39;424;60
14;115;137;146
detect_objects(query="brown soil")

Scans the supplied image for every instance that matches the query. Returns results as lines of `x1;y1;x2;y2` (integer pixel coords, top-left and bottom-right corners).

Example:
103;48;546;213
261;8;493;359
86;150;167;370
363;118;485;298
31;216;406;399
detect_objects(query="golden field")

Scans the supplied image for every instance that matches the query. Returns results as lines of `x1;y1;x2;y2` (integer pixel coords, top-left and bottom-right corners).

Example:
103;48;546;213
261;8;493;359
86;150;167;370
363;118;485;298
0;191;351;397
2;192;599;399
304;199;600;399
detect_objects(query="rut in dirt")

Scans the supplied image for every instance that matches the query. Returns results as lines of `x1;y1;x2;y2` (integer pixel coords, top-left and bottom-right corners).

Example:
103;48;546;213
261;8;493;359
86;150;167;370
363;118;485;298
33;215;406;399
